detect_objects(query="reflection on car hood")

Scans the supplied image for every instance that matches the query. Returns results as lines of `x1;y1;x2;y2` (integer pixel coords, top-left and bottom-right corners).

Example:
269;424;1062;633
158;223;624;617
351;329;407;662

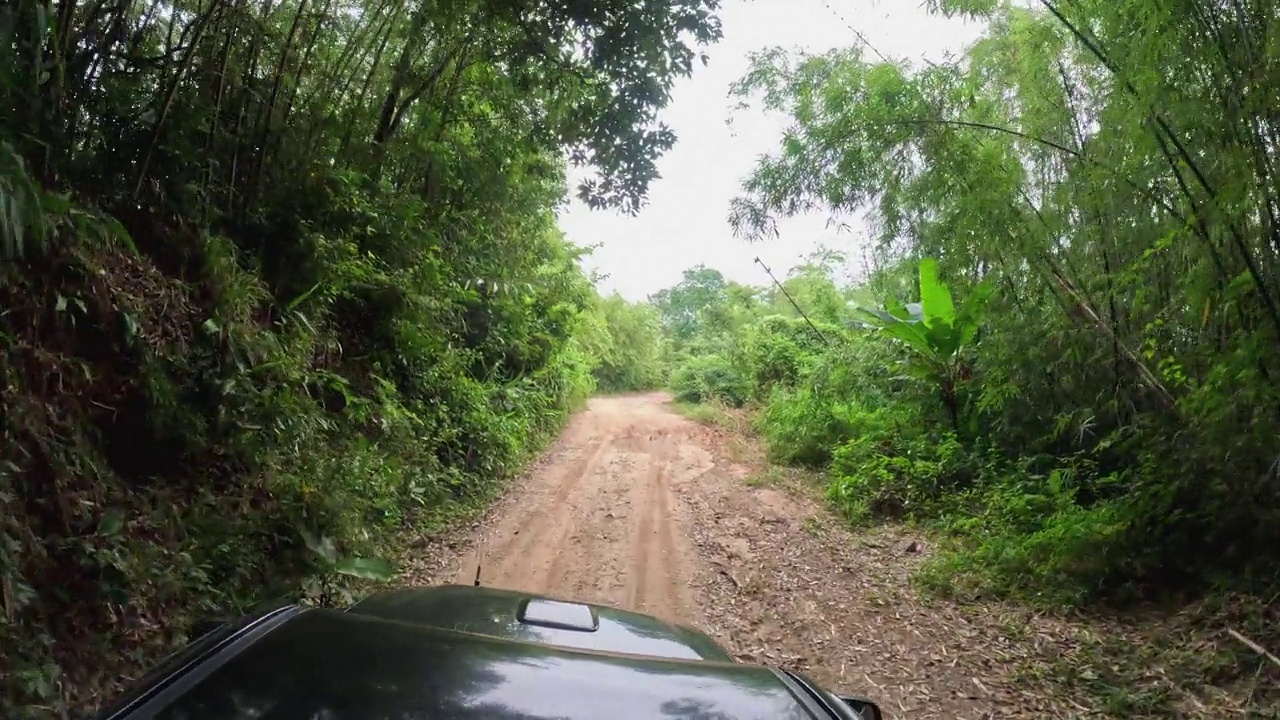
348;584;733;661
151;605;826;720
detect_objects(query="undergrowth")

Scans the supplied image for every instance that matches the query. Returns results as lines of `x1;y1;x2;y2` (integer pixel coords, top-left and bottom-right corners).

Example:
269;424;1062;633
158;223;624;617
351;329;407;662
0;189;600;716
654;257;1280;714
2;0;719;712
671;399;751;433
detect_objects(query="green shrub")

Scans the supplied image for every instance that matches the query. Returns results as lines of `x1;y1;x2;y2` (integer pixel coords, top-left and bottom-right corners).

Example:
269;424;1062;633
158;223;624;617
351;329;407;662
824;421;1141;603
758;385;859;466
919;469;1136;605
826;430;969;520
755;336;906;467
737;315;832;397
1;190;605;715
669;354;750;407
590;295;666;392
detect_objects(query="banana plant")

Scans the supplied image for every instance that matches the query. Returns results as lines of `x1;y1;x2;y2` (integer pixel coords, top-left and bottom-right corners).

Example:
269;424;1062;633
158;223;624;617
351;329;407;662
853;258;992;430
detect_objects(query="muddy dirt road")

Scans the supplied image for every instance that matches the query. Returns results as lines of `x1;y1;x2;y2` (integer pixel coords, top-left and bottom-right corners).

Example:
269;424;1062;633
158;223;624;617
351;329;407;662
449;393;707;623
401;393;1113;719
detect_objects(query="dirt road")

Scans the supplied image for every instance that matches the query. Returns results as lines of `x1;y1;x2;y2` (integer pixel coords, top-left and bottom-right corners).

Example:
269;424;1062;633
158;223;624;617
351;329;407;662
401;394;1115;719
448;393;707;623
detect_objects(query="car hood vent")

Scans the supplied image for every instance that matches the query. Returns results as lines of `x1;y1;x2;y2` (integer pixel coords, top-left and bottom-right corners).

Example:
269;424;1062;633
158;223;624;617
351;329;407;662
518;598;599;632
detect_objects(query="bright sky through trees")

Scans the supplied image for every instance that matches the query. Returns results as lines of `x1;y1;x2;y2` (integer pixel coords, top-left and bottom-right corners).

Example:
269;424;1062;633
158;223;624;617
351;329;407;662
559;0;986;300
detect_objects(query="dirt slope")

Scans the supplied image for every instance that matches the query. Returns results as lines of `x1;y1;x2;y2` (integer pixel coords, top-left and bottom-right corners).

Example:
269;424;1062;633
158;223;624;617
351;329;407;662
398;394;1132;719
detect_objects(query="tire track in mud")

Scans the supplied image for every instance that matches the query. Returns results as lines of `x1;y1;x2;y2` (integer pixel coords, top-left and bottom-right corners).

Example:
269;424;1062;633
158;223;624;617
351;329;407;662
540;447;633;600
626;458;662;612
622;431;693;624
449;397;701;622
651;460;685;620
461;426;614;592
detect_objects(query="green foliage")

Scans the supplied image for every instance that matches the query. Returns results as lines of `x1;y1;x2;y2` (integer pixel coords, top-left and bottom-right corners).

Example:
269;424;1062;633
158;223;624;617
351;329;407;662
854;258;990;369
626;1;1280;708
754;339;888;467
588;294;666;392
651;265;728;344
758;385;858;467
648;0;1280;633
722;0;1280;612
767;251;850;323
828;428;967;522
0;140;44;259
651;265;761;354
737;315;832;397
854;258;991;430
669;354;750;407
0;0;723;712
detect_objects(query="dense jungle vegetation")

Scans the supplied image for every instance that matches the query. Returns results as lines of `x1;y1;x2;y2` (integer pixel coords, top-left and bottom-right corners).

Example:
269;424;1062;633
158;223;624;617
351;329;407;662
647;0;1280;707
7;0;1280;714
724;0;1280;602
0;0;719;713
661;0;1280;602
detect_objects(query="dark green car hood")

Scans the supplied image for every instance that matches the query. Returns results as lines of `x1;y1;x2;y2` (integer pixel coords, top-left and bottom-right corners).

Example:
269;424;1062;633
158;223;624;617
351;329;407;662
98;586;867;720
348;584;733;661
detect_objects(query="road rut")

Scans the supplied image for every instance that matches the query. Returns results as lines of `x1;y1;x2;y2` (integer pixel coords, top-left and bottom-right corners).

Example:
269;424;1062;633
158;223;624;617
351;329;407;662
451;394;708;627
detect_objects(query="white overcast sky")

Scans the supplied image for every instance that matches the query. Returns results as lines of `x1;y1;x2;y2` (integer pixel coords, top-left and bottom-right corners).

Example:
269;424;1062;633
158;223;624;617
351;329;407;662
556;0;986;301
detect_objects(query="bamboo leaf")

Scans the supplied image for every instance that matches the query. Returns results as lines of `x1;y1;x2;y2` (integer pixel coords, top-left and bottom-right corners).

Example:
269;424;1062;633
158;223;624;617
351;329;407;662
333;557;396;581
